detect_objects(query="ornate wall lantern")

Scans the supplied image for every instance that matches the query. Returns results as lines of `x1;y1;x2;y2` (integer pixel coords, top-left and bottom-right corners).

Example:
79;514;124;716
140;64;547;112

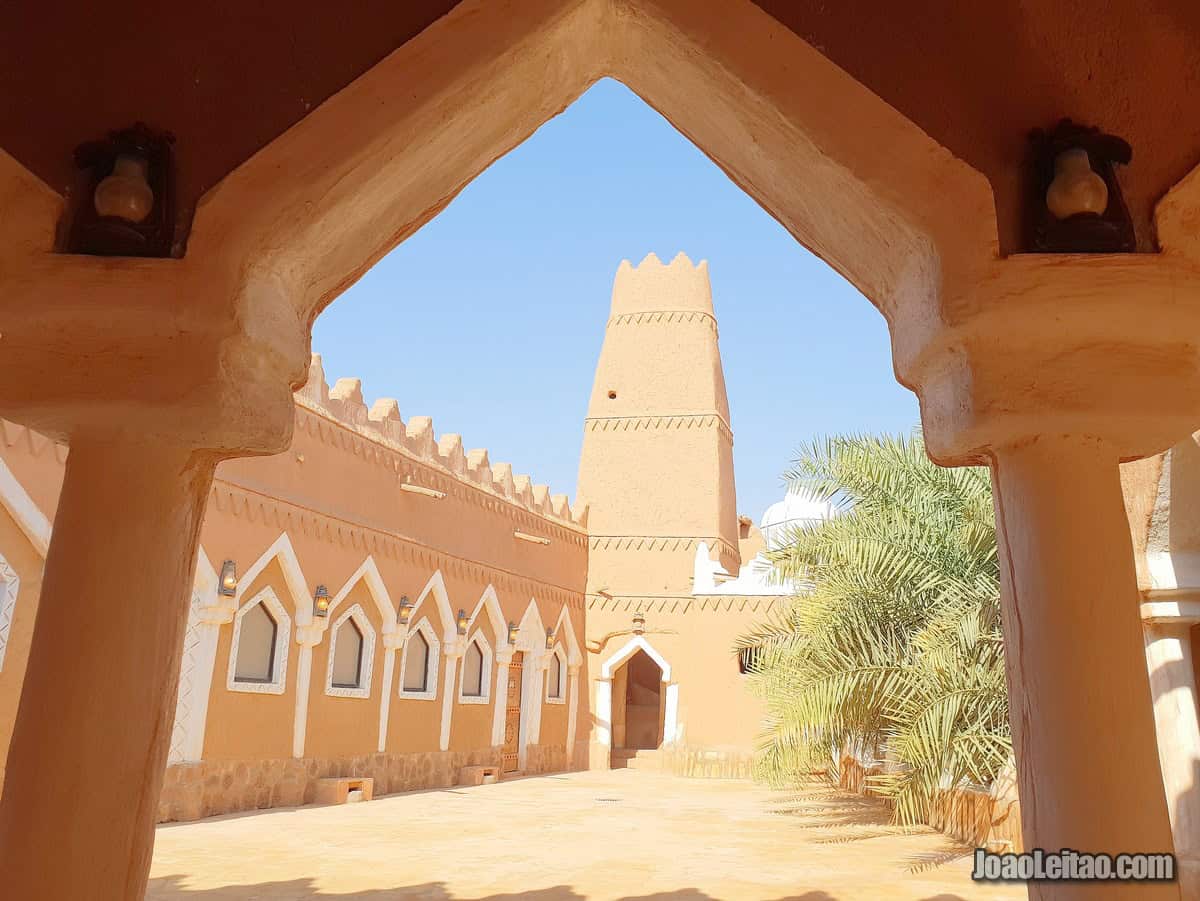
218;560;238;598
507;620;519;646
313;585;331;618
68;123;176;257
456;609;469;636
632;611;646;635
545;627;555;650
397;596;413;627
1027;119;1134;253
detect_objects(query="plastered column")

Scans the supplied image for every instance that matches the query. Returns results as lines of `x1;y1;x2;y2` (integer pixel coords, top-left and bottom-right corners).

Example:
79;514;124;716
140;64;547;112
492;646;513;747
0;437;216;900
377;633;403;752
292;624;324;758
1144;618;1200;897
591;678;613;770
440;642;462;752
566;662;581;766
991;436;1178;900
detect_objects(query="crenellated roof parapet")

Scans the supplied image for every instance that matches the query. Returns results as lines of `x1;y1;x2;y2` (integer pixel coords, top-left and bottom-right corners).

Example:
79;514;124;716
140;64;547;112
295;354;588;530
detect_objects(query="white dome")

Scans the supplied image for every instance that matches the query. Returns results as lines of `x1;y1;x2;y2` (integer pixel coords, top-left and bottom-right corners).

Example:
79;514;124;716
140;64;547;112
759;488;835;550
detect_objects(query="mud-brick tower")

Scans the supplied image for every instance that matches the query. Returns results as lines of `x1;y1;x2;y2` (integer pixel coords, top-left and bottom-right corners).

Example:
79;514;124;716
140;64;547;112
578;252;740;597
580;253;768;774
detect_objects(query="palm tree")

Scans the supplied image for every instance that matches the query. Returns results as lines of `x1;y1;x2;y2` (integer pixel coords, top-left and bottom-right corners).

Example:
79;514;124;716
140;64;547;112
737;432;1010;825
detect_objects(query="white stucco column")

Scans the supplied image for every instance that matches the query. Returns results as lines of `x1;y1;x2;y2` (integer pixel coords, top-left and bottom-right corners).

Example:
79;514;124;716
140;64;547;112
594;678;613;750
991;437;1179;901
178;577;237;764
376;632;404;752
292;623;324;758
1143;603;1200;898
439;647;461;752
492;646;513;746
663;681;680;746
566;662;581;765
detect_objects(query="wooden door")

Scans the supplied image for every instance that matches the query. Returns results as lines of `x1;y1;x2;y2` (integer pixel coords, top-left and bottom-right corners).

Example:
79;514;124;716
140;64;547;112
502;652;524;773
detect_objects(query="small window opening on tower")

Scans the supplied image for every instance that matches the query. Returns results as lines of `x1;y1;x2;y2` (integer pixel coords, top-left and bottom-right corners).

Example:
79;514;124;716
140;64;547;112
607;390;617;399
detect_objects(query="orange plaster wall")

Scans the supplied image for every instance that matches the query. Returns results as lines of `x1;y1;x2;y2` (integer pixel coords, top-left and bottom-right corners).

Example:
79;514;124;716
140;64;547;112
387;691;443;754
588;602;769;753
202;559;300;761
304;581;387;760
449;682;494;751
540;692;569;747
385;600;448;756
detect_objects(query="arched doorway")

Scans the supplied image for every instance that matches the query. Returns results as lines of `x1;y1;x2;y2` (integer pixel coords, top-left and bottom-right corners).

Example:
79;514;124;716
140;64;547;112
612;649;664;753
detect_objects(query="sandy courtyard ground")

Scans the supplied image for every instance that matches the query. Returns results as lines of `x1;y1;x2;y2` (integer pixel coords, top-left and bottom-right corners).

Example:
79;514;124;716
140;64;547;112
148;769;1026;901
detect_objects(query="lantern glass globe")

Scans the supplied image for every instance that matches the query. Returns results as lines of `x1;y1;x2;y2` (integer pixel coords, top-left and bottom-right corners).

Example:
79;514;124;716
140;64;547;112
94;155;154;223
1046;148;1108;220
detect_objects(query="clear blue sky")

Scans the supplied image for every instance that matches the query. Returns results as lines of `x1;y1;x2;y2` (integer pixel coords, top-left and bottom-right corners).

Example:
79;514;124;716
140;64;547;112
312;79;919;521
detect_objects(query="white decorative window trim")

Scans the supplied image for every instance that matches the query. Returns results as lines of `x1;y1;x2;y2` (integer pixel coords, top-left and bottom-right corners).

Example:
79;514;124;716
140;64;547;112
324;603;377;699
545;644;567;705
227;586;291;695
0;553;19;672
457;631;493;705
398;617;441;701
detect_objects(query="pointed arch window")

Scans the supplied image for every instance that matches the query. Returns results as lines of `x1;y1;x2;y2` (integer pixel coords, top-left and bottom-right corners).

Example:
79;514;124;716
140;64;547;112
227;587;291;694
235;602;277;682
458;632;493;704
545;645;567;704
399;618;440;700
325;603;377;699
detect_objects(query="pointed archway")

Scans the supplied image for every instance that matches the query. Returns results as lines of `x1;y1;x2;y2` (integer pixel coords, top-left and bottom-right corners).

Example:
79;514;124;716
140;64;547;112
595;634;678;768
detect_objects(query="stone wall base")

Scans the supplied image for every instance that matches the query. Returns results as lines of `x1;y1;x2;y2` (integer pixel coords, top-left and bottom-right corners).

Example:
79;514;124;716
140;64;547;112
160;746;505;823
159;743;581;823
524;742;569;775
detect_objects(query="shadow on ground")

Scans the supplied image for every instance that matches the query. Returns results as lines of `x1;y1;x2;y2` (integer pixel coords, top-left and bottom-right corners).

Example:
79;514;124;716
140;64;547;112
148;875;976;901
766;782;976;875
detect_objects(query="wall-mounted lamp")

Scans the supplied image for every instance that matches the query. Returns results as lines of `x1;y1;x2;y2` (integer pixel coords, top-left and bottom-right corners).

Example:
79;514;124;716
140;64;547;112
507;620;519;646
69;123;175;257
456;609;469;636
397;596;413;627
313;585;331;618
633;611;646;635
1028;119;1134;253
218;560;238;598
545;627;555;650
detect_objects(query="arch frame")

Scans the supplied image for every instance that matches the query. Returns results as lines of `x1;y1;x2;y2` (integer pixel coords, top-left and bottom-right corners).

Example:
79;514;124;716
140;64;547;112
398;616;441;701
231;532;312;626
545;643;568;705
178;0;997;430
324;556;397;644
457;629;493;706
600;634;672;682
408;569;457;645
324;602;377;700
226;585;292;695
595;634;678;751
